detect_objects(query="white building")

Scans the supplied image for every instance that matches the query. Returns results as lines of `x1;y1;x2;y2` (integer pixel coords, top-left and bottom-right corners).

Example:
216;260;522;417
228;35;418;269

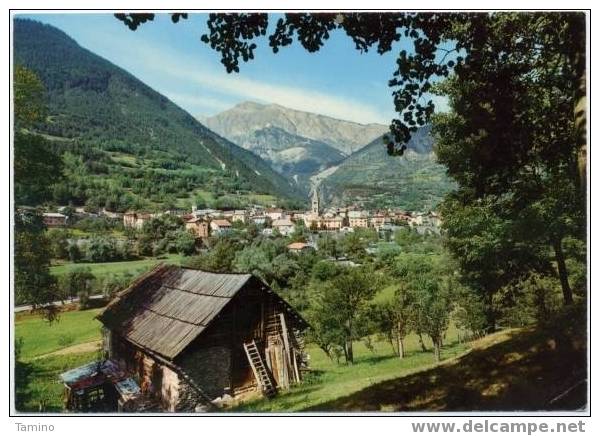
265;208;285;221
210;219;232;235
272;218;295;236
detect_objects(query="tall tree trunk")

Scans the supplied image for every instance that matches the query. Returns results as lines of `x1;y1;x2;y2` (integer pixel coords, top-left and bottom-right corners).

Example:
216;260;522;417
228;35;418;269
398;336;405;359
553;237;574;305
345;339;354;364
484;293;496;333
418;333;427;352
433;338;441;362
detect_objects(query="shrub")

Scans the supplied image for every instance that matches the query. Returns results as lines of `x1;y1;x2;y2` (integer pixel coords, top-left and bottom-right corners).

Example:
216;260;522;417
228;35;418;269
58;333;75;347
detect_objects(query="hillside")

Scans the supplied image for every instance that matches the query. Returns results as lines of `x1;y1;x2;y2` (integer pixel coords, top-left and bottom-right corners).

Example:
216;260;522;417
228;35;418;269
307;324;587;411
13;19;302;211
320;126;456;211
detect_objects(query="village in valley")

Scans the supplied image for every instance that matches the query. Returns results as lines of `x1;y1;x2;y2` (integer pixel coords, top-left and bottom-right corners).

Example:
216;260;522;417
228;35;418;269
13;12;588;415
40;188;442;251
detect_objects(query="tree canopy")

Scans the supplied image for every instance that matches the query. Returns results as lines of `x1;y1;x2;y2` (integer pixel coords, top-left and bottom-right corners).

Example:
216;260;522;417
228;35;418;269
115;12;585;165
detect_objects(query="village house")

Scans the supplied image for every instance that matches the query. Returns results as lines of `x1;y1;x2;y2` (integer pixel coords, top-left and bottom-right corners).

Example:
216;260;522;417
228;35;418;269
370;214;391;230
210;219;232;235
348;211;369;228
191;208;217;219
261;228;274;236
320;216;343;231
302;212;319;228
250;214;267;226
265;208;285;221
185;217;210;239
286;242;313;254
272;218;295;236
42;212;68;228
123;212;153;229
100;208;124;220
231;210;248;223
391;211;412;223
61;265;308;412
428;211;442;227
407;212;442;235
290;211;305;222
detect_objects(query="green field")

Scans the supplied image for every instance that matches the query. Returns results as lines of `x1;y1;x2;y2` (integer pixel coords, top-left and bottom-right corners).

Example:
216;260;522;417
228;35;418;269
14;308;470;413
50;254;185;280
15;308;103;361
15;309;105;412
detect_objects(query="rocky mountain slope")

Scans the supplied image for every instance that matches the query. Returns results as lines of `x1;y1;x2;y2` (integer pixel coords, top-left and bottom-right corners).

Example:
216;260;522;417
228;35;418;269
203;101;388;192
204;101;388;156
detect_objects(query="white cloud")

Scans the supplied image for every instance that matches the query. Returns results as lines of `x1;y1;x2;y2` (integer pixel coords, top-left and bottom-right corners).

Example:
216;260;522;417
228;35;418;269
123;42;392;124
82;29;394;124
162;91;233;114
179;69;392;125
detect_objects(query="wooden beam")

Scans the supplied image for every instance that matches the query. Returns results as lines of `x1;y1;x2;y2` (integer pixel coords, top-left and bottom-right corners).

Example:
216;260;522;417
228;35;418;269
279;313;293;382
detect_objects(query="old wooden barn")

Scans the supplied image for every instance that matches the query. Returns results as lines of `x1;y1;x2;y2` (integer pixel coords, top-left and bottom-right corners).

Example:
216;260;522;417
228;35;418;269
62;264;309;412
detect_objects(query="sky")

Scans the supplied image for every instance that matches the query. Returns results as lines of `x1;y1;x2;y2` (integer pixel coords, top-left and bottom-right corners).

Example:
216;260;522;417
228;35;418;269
19;13;447;126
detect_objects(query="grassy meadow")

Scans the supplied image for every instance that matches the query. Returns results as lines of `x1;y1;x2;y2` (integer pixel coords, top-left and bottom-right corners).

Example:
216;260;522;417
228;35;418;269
49;253;185;281
14;307;471;413
15;308;103;360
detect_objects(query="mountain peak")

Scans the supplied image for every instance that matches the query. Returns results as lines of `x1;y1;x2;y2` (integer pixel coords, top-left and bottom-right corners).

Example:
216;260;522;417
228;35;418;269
205;101;388;156
233;101;266;111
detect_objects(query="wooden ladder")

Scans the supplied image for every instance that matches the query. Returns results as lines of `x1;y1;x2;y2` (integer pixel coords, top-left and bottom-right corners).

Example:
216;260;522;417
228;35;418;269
243;340;277;398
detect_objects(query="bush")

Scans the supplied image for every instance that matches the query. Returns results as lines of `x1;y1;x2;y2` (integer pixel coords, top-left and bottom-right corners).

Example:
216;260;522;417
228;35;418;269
58;333;75;347
58;266;96;300
175;229;196;255
85;236;118;262
77;289;92;310
67;242;82;262
101;274;130;298
498;273;564;328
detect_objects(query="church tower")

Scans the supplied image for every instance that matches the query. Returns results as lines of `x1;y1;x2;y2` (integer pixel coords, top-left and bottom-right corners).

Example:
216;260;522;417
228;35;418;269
311;188;320;216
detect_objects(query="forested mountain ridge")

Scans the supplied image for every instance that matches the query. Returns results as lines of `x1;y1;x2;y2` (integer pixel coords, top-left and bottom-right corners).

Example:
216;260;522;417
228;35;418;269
13;19;302;211
320;126;456;211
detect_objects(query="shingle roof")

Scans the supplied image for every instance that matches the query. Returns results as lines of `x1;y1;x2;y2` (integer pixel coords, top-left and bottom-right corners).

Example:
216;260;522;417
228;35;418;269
211;219;231;227
97;265;252;360
273;218;293;227
287;242;309;250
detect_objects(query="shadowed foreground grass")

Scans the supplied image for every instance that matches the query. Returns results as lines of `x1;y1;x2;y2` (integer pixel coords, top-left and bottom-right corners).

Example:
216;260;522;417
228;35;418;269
304;326;587;412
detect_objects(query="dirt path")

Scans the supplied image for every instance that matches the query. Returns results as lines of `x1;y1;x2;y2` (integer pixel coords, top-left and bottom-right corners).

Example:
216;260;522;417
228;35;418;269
33;340;102;360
